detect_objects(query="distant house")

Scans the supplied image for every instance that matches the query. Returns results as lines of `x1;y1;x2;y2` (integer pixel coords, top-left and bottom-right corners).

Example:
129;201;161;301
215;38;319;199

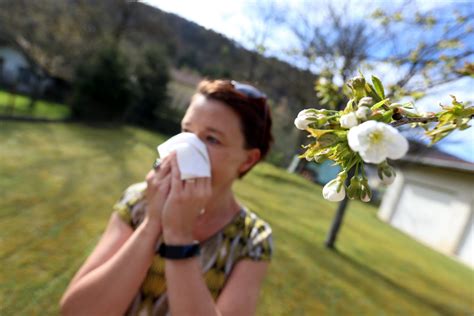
0;33;71;100
378;144;474;268
0;37;49;94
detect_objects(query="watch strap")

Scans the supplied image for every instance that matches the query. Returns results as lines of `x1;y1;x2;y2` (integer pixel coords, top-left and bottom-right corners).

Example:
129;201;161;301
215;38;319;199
158;242;201;259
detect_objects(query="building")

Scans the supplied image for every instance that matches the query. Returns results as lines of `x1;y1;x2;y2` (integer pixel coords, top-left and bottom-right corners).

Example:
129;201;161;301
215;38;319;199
378;144;474;268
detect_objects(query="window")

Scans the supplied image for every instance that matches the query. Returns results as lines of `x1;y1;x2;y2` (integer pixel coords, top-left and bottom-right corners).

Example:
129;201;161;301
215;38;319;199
18;66;31;84
0;56;4;79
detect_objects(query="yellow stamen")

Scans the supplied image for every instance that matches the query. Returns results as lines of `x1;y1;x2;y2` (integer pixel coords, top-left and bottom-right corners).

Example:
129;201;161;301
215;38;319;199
369;131;384;144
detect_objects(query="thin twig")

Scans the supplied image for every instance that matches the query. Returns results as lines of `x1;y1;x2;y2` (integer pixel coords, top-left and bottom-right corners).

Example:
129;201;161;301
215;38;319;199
390;116;438;127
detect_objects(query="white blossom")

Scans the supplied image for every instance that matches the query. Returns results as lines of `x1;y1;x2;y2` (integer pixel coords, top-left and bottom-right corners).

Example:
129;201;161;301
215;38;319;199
340;112;359;129
356;106;371;120
294;109;314;130
322;179;346;202
348;120;409;164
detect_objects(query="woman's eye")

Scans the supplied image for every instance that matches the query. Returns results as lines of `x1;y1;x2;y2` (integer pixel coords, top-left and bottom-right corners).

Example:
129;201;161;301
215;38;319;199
206;136;220;144
181;129;219;144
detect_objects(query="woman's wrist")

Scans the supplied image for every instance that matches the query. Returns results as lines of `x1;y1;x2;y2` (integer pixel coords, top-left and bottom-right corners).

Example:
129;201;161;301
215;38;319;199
163;227;195;245
141;217;162;241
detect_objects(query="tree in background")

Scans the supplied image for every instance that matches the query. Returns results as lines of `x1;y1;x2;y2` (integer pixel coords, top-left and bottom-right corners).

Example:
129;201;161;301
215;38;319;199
283;1;473;109
70;44;132;122
240;0;287;81
248;0;474;249
125;46;171;130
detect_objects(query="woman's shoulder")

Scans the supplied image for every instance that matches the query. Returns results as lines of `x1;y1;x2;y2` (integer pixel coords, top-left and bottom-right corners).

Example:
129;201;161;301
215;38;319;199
241;207;272;241
228;206;274;261
112;181;148;229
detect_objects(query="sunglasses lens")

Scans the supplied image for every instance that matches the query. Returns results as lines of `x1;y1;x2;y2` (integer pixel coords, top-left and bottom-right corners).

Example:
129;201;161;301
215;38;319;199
231;81;266;99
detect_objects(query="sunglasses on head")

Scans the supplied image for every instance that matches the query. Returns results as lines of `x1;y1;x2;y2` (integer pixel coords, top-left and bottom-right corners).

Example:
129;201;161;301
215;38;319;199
231;80;267;99
230;80;269;149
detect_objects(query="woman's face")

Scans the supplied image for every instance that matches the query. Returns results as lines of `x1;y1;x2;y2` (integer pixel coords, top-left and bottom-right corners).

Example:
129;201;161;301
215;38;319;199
180;94;260;191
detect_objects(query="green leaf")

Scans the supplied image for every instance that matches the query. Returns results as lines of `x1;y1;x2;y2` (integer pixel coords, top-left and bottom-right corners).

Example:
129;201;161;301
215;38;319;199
307;128;335;138
371;98;390;110
371;75;385;99
364;83;382;102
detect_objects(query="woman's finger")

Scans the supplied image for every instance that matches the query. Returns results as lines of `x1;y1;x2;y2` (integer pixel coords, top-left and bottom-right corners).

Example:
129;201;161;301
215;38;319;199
169;152;183;193
195;177;206;195
154;172;172;193
155;158;172;180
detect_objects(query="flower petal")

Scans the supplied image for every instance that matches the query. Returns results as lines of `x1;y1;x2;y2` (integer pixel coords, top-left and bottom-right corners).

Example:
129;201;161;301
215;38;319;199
385;130;409;159
360;143;387;164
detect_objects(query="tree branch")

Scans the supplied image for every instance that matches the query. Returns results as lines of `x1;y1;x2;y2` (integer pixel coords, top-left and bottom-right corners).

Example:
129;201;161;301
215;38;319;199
390;116;438;127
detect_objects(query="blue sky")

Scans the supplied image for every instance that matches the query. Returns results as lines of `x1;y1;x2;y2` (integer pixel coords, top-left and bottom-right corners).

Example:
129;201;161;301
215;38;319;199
142;0;474;162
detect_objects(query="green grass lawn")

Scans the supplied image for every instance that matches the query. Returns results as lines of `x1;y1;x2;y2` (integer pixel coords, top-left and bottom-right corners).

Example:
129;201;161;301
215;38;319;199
1;121;473;315
0;90;70;120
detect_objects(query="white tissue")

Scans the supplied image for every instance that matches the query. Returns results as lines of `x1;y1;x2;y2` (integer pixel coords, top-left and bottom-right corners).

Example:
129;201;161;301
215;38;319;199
157;132;211;180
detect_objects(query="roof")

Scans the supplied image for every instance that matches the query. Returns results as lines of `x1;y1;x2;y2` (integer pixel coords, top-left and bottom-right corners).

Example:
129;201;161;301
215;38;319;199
0;31;71;81
397;141;474;173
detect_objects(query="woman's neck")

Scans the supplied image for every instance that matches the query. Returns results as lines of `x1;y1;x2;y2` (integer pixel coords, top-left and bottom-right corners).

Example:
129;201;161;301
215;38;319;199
193;187;241;240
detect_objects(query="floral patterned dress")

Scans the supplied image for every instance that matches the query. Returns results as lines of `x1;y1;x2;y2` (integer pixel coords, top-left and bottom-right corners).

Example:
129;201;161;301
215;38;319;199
112;181;274;316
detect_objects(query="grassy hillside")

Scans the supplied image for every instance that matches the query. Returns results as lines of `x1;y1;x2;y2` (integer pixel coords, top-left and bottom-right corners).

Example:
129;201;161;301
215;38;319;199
0;121;473;315
0;90;70;120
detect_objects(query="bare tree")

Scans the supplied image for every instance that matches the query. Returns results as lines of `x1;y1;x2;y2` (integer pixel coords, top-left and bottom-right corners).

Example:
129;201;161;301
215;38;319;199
249;0;474;249
240;0;287;81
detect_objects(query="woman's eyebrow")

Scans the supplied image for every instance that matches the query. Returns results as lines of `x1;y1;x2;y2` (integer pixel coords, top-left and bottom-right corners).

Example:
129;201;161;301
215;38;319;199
182;123;226;137
206;127;225;136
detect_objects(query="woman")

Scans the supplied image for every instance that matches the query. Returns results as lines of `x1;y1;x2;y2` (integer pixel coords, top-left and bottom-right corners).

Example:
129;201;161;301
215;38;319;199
60;79;274;315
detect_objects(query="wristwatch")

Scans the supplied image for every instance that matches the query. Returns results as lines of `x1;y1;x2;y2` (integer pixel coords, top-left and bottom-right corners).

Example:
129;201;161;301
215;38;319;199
158;241;201;259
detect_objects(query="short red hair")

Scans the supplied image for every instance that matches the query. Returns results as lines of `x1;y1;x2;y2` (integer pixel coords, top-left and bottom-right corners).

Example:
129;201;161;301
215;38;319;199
194;79;274;178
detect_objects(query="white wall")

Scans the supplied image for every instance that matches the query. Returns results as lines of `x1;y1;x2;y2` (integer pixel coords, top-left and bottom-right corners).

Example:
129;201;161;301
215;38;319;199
0;47;29;82
457;204;474;265
379;164;474;268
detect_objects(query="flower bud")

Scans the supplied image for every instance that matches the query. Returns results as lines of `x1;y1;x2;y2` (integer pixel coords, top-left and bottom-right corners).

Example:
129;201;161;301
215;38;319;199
315;114;328;126
358;97;373;108
356;106;371;120
377;162;396;185
322;178;346;202
347;175;371;202
294;109;314;130
346;176;361;200
359;178;372;202
340;112;359;128
349;76;366;90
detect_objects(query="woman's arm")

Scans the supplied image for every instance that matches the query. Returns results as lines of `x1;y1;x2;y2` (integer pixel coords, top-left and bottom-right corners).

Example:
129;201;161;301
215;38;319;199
216;260;269;316
61;155;173;315
163;232;222;316
163;229;269;316
160;153;271;315
60;214;162;316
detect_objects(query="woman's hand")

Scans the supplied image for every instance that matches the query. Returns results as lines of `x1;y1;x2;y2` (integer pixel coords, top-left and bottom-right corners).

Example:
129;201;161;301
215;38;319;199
161;152;212;244
144;153;174;234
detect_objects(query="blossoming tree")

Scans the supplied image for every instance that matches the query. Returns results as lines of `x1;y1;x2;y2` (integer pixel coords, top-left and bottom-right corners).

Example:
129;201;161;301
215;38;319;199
294;74;473;247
